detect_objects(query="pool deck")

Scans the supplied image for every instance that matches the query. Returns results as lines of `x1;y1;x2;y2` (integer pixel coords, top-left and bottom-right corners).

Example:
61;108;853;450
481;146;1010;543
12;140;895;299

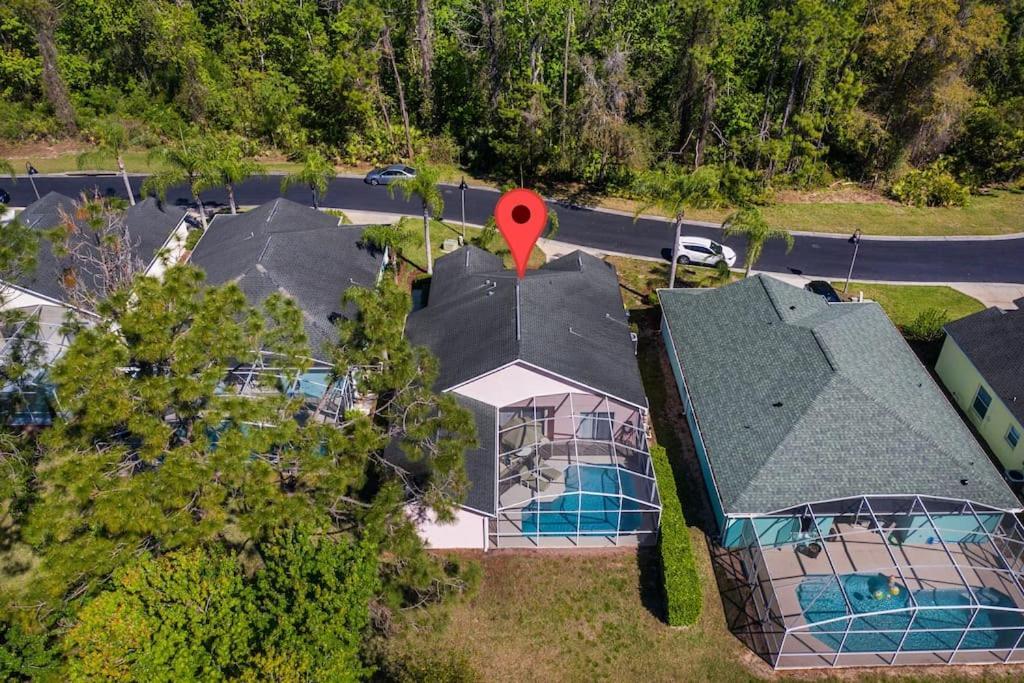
742;522;1024;668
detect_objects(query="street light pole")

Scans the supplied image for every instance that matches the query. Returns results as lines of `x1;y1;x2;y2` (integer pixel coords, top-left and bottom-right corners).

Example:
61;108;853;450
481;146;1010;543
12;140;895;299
459;176;468;243
843;229;862;295
26;162;40;201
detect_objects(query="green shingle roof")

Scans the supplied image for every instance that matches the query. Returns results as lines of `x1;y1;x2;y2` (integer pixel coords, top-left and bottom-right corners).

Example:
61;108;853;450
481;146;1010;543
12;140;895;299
659;276;1019;515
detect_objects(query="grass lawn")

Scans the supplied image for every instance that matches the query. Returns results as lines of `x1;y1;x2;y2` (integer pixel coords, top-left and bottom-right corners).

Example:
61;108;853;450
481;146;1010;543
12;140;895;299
834;282;985;328
582;189;1024;237
606;255;740;310
389;217;546;277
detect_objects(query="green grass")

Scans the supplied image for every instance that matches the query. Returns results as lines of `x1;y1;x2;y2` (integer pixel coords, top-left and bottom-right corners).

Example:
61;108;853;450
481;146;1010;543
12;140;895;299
392;217;545;275
587;189;1024;237
606;256;740;310
833;282;985;328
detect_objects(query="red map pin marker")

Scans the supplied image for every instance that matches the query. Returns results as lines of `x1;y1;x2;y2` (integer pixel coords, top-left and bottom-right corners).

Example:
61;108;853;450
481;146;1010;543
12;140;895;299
494;188;548;278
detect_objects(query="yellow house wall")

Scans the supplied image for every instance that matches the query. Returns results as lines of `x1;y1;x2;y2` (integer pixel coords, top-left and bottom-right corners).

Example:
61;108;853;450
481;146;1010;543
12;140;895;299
935;336;1023;470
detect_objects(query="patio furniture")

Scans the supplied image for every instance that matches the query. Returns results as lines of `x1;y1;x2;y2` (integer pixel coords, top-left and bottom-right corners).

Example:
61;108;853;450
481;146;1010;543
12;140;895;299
795;541;822;559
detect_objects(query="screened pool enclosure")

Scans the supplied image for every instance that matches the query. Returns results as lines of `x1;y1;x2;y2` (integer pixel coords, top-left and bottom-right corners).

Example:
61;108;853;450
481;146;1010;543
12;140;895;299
491;392;661;548
725;495;1024;668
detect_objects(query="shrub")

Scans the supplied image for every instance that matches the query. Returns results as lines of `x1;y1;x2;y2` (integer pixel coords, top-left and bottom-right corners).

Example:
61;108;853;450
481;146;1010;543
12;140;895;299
889;163;969;207
649;443;702;626
903;307;949;342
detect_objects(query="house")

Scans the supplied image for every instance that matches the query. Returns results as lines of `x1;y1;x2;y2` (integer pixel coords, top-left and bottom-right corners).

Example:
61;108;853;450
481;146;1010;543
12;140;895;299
2;191;189;312
0;192;189;424
659;276;1024;670
402;245;661;550
187;198;387;420
936;304;1024;472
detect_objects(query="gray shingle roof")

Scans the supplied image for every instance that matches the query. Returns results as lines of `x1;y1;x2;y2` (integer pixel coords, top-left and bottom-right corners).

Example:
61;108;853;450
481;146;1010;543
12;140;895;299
189;199;385;359
10;193;185;306
406;246;647;408
659;275;1019;514
944;305;1024;425
381;394;497;516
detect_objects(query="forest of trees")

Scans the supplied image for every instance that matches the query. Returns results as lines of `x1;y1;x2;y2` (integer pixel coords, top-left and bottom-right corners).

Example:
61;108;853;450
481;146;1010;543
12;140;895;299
2;0;1023;196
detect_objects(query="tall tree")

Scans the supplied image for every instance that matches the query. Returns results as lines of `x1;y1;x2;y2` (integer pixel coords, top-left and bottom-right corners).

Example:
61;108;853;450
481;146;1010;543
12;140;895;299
198;134;264;215
281;147;336;209
633;165;720;289
77;117;136;205
142;130;215;228
388;160;443;275
14;0;76;134
722;206;794;277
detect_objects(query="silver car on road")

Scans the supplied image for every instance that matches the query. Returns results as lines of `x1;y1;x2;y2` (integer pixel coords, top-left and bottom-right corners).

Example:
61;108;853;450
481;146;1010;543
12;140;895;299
364;164;416;186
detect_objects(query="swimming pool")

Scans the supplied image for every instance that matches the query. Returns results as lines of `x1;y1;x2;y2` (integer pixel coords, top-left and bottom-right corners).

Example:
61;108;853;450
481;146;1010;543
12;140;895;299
521;465;645;536
796;573;1024;652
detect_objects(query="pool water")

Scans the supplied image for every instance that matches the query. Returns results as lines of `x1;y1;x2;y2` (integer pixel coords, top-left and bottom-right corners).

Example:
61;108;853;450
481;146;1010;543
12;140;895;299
521;465;644;536
797;573;1024;652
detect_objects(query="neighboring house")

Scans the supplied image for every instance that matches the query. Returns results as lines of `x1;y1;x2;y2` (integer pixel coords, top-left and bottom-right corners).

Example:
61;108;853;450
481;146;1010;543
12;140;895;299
187;198;387;421
402;245;661;550
0;192;189;424
936;304;1024;472
660;276;1024;670
2;191;190;311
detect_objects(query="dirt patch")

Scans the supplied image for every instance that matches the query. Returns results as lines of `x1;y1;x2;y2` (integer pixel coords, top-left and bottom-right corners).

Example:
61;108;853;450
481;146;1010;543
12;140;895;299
0;138;88;160
773;183;896;205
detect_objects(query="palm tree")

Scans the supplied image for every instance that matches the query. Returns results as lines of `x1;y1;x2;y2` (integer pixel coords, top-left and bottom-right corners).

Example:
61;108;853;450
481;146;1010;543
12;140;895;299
389;159;443;274
77;117;136;205
722;206;794;277
361;222;419;281
281;148;336;209
633;165;719;289
201;134;264;214
142;130;216;229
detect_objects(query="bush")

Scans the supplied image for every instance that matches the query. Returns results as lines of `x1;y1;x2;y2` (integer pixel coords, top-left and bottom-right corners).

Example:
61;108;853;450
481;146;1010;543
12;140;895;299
649;443;702;626
889;163;970;207
903;307;949;342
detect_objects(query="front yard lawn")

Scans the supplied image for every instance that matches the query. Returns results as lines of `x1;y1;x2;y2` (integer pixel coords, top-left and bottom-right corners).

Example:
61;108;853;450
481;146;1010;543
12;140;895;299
834;282;985;328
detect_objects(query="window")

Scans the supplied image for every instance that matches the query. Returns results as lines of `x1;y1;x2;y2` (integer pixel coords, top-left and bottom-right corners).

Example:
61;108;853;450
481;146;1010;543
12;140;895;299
972;386;992;419
579;411;613;441
1008;425;1021;450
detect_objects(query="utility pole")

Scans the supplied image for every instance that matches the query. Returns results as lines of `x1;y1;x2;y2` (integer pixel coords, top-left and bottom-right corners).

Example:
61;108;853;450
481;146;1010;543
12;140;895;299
26;162;40;201
459;176;468;243
843;229;862;295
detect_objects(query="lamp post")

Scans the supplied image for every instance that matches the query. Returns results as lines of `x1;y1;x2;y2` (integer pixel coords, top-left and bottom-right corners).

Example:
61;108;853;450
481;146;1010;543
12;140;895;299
843;229;862;295
26;162;40;201
458;176;468;243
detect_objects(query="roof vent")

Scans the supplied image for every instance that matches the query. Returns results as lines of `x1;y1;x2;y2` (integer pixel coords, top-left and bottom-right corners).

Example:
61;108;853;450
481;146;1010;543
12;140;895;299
960;479;969;486
772;401;783;408
243;231;255;241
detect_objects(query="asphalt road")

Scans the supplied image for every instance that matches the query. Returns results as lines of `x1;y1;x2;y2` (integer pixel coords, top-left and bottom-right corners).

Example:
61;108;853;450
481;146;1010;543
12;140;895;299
6;174;1023;284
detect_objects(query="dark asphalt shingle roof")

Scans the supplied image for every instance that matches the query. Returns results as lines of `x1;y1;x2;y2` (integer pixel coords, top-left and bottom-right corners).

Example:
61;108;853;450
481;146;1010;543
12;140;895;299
659;275;1019;514
381;394;497;516
944;304;1024;424
406;246;647;408
10;193;185;306
189;199;385;359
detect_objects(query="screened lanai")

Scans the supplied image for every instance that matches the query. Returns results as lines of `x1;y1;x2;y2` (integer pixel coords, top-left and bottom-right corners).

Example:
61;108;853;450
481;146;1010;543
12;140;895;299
728;495;1024;669
220;352;359;424
490;391;661;548
0;304;78;424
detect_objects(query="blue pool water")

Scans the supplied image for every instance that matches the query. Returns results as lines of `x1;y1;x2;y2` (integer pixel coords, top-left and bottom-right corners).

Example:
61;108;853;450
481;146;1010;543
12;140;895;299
521;465;644;536
797;573;1024;652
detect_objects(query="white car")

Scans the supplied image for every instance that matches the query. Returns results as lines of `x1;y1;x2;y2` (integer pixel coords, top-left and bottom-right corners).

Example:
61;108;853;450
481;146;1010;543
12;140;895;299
675;236;737;268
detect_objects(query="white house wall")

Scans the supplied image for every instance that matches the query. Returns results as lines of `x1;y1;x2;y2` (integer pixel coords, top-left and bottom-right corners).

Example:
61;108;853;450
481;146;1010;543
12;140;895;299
451;362;590;407
144;221;190;279
408;504;488;550
0;285;62;312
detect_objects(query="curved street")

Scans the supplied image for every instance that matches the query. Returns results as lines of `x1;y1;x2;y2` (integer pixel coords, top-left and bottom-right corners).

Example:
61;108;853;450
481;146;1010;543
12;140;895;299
7;174;1023;284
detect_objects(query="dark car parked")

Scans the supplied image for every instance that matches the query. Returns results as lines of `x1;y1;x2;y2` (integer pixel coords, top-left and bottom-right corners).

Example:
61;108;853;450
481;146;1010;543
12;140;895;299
364;164;416;186
0;188;9;205
804;280;843;303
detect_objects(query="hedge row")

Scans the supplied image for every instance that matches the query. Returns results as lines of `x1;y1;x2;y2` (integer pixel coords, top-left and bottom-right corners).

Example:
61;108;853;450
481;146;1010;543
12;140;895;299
650;443;703;626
